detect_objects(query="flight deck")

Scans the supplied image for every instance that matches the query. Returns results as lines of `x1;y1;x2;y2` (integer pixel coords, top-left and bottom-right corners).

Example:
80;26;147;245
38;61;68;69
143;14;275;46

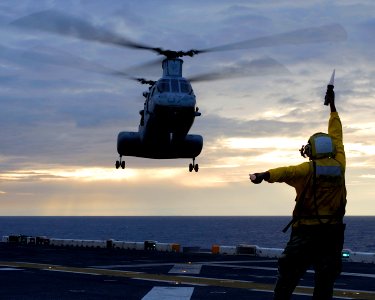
1;238;375;299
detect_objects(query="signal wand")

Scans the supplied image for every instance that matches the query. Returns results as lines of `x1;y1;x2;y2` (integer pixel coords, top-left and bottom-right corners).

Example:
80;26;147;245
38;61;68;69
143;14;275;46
324;69;335;106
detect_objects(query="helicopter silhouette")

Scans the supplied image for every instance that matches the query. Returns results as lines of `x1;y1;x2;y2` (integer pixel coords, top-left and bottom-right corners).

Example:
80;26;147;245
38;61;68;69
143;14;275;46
11;10;347;172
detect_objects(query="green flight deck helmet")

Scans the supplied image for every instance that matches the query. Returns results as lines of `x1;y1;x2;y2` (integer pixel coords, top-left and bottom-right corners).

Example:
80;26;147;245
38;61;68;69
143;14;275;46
300;132;336;159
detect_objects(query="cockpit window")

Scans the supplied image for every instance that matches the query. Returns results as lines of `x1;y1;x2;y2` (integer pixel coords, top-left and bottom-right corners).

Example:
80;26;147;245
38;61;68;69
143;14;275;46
156;79;193;94
157;79;170;92
179;79;192;94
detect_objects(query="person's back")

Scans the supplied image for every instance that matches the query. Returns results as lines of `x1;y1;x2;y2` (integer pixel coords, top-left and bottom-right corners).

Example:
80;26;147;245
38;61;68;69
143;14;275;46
249;81;346;299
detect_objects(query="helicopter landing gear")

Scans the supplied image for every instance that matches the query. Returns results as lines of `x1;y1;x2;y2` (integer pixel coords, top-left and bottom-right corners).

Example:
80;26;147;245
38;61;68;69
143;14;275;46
116;156;125;169
189;158;199;172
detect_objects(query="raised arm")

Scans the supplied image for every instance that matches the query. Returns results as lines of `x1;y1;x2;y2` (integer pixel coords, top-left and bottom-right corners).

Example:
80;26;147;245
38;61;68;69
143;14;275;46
327;88;346;170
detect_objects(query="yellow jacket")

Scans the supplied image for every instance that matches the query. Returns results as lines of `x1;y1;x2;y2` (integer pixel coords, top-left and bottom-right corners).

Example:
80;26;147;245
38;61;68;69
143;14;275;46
267;112;346;227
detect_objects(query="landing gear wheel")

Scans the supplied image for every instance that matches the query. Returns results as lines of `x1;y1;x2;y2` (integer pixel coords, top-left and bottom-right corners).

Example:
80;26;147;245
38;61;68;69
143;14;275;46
189;158;199;173
116;155;125;170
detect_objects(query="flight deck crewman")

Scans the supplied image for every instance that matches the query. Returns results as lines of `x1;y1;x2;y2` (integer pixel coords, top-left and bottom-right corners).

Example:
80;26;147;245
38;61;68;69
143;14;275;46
249;87;346;299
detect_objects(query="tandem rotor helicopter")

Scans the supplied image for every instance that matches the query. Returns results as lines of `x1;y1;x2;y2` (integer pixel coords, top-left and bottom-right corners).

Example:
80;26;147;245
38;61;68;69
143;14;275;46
11;11;347;172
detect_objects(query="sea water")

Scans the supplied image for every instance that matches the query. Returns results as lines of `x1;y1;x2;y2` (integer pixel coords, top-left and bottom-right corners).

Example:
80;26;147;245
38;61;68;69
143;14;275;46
0;216;373;252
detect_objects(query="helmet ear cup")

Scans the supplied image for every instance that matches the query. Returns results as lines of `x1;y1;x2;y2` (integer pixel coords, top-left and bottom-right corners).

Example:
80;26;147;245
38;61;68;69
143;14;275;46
304;144;312;158
299;143;312;158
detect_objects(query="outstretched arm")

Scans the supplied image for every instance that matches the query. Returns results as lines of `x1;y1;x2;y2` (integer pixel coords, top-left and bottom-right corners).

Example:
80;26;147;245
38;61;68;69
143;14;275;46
249;162;310;187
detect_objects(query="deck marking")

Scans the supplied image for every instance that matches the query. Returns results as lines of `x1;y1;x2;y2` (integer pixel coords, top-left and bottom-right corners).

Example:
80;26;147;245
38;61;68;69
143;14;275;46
169;264;202;274
132;277;207;286
205;263;277;271
205;263;375;280
91;263;175;268
198;260;278;264
340;271;375;279
1;261;375;299
46;269;100;276
141;287;194;300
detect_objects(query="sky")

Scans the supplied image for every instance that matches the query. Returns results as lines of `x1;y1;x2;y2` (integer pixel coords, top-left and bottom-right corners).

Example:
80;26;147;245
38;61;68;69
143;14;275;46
0;0;375;216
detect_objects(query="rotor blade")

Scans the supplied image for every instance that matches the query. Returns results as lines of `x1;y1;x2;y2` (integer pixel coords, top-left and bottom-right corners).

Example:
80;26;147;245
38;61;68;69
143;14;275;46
10;10;158;52
21;46;158;86
122;58;163;77
188;57;290;83
188;58;288;82
29;45;163;79
8;45;159;88
28;46;130;76
199;23;347;53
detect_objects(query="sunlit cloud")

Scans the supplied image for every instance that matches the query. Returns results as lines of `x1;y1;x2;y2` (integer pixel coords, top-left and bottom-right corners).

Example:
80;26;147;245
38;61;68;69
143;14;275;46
223;137;303;150
346;122;375;136
219;137;305;166
255;151;306;166
48;168;140;181
0;168;139;182
146;168;184;180
346;143;375;157
223;138;375;166
0;166;230;188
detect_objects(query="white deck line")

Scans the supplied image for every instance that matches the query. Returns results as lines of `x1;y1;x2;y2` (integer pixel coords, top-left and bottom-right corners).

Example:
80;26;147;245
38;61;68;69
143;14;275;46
141;287;194;300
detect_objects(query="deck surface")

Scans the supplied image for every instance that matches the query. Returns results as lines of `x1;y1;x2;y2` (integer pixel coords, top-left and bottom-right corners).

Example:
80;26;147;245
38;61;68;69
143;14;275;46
1;243;375;299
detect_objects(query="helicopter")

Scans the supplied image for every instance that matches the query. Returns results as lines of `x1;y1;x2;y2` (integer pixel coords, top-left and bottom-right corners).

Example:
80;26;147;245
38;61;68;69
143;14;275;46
117;56;203;172
11;10;347;172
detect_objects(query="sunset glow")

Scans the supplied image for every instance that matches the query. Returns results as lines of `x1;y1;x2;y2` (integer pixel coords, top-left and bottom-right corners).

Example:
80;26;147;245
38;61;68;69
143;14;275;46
1;1;375;215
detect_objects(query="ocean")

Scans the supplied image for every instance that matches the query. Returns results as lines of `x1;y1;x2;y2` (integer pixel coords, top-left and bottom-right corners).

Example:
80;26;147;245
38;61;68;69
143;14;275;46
0;216;374;253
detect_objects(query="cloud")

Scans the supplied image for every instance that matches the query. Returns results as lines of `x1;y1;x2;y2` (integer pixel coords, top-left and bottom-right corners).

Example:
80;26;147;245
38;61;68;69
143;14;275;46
197;114;315;141
0;0;374;216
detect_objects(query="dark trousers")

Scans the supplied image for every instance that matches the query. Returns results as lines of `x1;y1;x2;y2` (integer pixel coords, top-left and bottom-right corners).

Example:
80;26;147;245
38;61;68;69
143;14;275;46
273;224;345;300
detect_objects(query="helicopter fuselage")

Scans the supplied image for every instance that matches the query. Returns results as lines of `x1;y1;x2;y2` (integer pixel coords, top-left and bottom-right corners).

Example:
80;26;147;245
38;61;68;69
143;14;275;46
117;59;203;168
142;78;196;141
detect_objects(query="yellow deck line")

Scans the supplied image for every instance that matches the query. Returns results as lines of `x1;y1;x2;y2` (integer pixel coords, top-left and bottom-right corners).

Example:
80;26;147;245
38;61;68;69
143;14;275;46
1;261;375;299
